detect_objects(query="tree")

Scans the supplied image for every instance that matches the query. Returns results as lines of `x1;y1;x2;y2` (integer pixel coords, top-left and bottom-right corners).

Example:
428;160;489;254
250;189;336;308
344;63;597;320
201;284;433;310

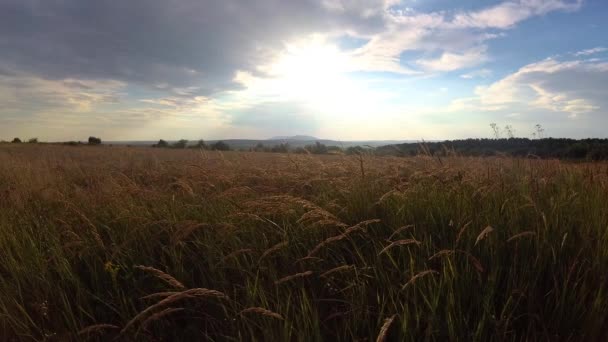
504;125;515;139
346;146;368;155
490;123;500;139
192;139;207;149
534;124;544;139
154;139;169;148
12;138;22;143
172;139;188;149
254;143;265;152
271;143;289;153
211;141;230;151
306;141;328;154
88;136;102;145
28;138;38;144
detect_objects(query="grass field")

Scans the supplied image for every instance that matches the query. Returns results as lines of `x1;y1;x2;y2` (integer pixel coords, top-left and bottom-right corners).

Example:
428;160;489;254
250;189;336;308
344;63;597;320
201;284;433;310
1;144;607;341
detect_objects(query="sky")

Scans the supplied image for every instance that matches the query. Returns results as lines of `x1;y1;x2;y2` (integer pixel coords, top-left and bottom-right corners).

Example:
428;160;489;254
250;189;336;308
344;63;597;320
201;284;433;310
0;0;607;141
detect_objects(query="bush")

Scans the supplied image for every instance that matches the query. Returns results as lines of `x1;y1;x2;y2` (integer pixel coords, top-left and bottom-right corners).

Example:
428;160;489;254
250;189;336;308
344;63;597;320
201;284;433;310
28;138;38;144
345;146;368;155
211;141;231;151
88;136;102;145
305;141;328;154
153;139;169;148
254;143;266;152
172;139;188;149
271;143;289;153
190;140;207;149
11;138;22;144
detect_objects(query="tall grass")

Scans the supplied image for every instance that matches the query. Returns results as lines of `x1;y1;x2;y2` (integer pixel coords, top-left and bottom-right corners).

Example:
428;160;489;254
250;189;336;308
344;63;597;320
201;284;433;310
0;144;607;341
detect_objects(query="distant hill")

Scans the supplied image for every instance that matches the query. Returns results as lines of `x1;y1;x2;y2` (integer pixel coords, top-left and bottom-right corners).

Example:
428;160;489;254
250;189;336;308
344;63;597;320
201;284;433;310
269;135;319;141
106;138;418;149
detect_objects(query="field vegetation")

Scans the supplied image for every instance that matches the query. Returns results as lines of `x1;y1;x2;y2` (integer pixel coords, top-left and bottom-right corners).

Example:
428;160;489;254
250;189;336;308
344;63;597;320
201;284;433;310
1;144;607;341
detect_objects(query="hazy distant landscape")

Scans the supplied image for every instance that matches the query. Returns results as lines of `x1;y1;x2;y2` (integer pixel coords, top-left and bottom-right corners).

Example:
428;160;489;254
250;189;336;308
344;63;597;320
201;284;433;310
105;135;417;149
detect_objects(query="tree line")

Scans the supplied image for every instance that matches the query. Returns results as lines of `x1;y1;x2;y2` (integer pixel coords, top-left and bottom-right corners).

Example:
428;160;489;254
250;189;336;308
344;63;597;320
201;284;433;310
4;134;608;160
375;138;608;160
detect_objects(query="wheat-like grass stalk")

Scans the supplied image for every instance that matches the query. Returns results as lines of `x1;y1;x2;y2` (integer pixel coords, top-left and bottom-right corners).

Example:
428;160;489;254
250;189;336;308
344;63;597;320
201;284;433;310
306;222;370;257
376;315;396;342
141;291;179;301
134;265;185;290
122;288;228;334
402;270;439;289
455;249;484;274
294;256;324;265
275;271;313;285
376;190;403;205
239;307;284;320
455;221;472;244
428;249;455;261
222;248;253;262
259;241;288;262
379;239;421;255
388;225;414;241
475;226;494;246
77;324;119;336
141;307;184;329
320;264;355;278
171;222;209;245
507;231;536;242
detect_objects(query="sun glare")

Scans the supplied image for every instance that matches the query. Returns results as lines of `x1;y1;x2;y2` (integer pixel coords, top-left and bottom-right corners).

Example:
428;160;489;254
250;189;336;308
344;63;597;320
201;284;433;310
262;38;378;117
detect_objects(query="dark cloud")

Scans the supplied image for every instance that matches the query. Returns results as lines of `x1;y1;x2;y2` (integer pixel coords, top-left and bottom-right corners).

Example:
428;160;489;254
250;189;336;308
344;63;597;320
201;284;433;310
0;0;389;94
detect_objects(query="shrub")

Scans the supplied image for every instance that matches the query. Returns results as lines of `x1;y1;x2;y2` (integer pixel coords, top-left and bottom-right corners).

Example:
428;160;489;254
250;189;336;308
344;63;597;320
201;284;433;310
254;143;265;152
88;136;102;145
28;138;38;144
271;143;289;153
345;146;368;155
190;140;207;149
172;139;188;149
153;139;169;148
305;141;328;154
11;138;22;144
211;141;231;151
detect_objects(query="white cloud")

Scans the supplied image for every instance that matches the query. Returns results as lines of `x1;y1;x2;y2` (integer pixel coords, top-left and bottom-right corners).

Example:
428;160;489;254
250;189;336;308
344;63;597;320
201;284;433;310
416;47;488;72
0;73;125;114
461;68;493;79
348;0;580;75
574;47;608;56
452;57;608;118
452;0;582;29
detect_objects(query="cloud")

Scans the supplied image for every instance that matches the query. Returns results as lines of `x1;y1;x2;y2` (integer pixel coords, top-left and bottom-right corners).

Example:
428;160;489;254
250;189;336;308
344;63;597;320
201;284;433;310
574;47;608;56
452;57;608;118
416;47;488;72
452;0;582;29
461;69;493;79
0;0;593;140
1;0;580;90
0;0;391;94
0;73;125;114
349;0;580;74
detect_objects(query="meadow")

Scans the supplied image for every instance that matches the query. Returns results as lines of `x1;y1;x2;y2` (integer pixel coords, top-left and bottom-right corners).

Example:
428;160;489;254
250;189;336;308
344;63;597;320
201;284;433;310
1;144;607;341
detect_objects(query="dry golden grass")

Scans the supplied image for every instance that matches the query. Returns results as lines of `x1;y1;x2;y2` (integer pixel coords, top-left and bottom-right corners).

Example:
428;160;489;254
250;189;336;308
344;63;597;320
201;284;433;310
1;144;608;341
134;265;185;289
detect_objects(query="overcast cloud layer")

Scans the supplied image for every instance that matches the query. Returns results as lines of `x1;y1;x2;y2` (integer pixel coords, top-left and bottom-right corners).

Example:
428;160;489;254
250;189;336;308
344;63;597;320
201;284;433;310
0;0;606;140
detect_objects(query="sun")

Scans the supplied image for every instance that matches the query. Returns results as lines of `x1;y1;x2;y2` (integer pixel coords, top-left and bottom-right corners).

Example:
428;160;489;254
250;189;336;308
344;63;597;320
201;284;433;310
233;36;382;123
266;38;356;107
